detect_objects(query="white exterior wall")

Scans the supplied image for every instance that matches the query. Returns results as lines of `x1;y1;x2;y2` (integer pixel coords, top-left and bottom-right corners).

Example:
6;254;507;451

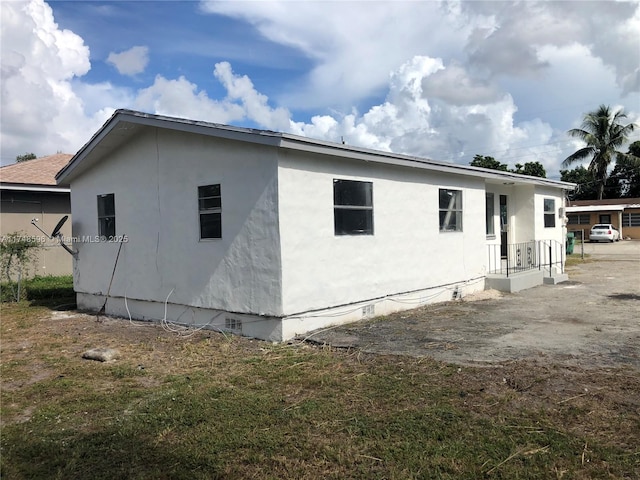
70;128;283;338
276;150;487;338
534;186;567;243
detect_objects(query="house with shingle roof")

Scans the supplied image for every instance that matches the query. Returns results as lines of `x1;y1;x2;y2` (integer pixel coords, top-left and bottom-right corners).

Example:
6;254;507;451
1;154;73;277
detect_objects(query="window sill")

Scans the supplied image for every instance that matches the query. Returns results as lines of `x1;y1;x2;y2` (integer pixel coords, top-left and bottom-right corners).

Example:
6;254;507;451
486;235;496;240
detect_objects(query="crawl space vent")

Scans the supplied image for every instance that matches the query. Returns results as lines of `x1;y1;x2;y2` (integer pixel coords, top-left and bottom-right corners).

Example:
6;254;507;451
452;286;461;300
362;305;375;318
225;317;242;332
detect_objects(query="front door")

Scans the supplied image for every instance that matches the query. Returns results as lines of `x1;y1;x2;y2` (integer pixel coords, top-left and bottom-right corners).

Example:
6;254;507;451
500;195;508;258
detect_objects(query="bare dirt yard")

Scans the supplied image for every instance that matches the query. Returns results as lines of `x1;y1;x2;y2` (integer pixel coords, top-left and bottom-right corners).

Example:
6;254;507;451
307;240;640;369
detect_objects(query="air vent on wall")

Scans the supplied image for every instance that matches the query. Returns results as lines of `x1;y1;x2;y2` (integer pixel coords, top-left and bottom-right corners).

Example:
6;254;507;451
225;317;242;332
362;304;375;318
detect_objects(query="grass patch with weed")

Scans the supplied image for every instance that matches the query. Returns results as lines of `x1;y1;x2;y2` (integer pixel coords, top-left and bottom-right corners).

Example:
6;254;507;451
1;303;638;479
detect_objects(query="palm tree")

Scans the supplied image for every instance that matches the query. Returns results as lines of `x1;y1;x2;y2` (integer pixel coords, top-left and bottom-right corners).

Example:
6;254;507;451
562;105;636;200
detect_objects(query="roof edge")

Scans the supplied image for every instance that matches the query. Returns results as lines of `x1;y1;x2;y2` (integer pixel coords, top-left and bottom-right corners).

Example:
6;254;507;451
57;109;576;190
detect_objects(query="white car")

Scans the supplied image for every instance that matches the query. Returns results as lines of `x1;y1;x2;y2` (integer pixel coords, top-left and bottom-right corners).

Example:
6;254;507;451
589;224;620;242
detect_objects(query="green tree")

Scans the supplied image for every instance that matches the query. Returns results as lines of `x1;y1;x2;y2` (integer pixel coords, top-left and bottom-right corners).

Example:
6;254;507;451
513;161;546;178
470;155;508;171
610;141;640;198
560;166;598;200
0;232;41;301
16;153;37;162
562;105;636;200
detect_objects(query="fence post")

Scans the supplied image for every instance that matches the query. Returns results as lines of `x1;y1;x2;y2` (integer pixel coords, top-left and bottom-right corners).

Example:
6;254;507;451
548;244;552;277
538;241;541;271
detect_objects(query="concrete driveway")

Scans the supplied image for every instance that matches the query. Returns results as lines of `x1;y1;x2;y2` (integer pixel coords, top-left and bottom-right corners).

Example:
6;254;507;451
306;240;640;368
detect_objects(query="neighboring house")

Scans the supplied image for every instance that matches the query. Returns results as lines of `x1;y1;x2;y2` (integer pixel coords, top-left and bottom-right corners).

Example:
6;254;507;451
566;198;640;240
0;154;73;278
56;110;574;342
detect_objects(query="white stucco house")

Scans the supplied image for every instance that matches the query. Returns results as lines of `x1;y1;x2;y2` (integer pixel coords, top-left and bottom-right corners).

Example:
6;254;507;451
56;110;574;341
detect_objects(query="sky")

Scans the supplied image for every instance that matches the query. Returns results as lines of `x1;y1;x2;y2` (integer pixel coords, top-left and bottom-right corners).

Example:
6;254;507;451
1;0;639;179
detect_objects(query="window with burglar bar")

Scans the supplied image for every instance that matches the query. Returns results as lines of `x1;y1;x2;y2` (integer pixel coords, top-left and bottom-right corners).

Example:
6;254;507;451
622;212;640;227
567;213;590;225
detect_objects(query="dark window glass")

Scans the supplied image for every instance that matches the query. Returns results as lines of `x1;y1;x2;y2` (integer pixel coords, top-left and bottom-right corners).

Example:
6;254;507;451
333;180;373;235
199;184;221;239
439;189;463;232
485;193;495;235
97;194;115;237
200;212;222;239
544;198;555;228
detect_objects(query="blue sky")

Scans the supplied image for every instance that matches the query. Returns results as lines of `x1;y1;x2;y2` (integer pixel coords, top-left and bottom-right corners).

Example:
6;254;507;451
2;0;639;178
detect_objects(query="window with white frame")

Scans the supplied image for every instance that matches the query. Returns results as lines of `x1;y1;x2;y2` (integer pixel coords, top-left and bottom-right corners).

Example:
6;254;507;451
544;198;556;228
622;213;640;227
485;192;495;236
567;213;590;225
333;179;373;235
439;189;463;232
198;184;221;239
97;193;115;238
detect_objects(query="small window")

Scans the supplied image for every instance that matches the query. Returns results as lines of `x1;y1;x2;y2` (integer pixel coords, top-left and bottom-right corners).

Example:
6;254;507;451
439;189;462;232
199;184;221;239
567;214;590;225
485;193;495;236
623;213;640;227
334;179;373;235
97;193;115;238
544;198;555;228
599;214;611;224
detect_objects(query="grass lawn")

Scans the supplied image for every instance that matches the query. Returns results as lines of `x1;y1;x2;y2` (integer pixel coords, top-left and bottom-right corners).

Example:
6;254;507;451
1;301;638;479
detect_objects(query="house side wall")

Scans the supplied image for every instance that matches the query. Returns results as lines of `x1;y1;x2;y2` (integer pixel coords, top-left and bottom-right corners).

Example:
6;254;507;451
70;128;283;323
0;191;72;277
276;149;487;324
533;186;567;244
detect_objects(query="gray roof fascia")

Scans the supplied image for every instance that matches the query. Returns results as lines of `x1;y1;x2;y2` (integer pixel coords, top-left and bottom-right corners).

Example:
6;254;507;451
56;109;284;184
57;109;575;191
1;183;70;193
116;110;284;146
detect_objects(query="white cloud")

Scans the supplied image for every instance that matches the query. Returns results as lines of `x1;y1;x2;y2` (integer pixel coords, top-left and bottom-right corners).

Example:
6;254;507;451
2;0;637;181
0;0;108;164
107;45;149;76
200;0;470;110
133;63;291;131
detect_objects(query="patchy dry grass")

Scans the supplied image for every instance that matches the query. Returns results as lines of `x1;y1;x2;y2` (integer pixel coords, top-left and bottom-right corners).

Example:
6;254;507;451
565;254;593;268
1;302;638;479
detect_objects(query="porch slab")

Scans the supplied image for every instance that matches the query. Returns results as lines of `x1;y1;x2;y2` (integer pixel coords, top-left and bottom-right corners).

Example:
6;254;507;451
485;270;544;293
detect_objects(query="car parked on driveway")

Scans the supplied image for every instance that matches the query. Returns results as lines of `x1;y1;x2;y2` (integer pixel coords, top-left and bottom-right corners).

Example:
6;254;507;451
589;224;620;242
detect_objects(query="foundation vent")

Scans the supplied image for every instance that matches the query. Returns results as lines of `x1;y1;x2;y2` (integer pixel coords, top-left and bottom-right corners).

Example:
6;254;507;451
452;286;462;300
225;317;242;332
362;304;375;318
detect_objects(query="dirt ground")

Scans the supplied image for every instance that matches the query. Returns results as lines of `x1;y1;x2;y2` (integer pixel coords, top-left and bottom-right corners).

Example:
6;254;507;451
306;240;640;368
